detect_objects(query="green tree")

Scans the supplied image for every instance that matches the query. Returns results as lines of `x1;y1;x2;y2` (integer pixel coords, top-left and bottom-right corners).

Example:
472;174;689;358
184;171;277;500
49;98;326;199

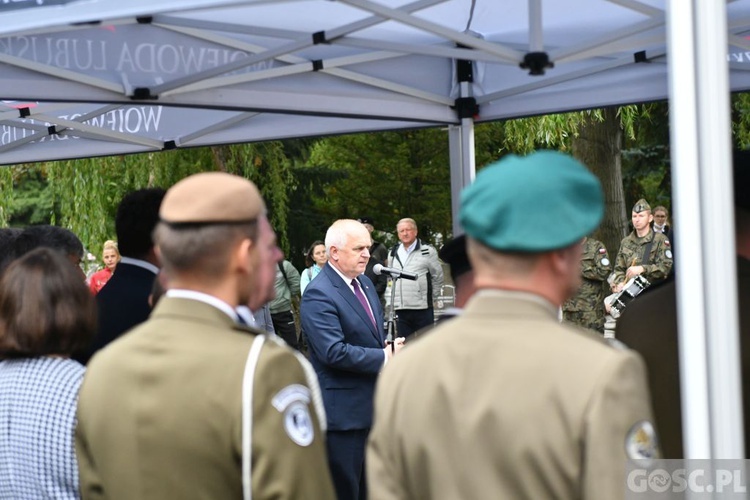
308;129;452;246
41;142;292;258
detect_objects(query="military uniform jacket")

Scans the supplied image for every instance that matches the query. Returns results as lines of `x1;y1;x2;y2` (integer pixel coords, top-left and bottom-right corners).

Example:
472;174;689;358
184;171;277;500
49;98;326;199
564;237;611;313
613;230;673;285
367;290;657;500
75;297;335;500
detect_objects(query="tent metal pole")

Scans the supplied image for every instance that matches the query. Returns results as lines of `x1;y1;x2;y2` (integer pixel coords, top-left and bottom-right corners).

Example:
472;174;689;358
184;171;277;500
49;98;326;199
0;53;123;94
667;0;744;459
477;51;665;104
529;0;543;52
448;80;475;237
338;0;523;62
154;0;447;95
160;24;454;104
552;23;664;62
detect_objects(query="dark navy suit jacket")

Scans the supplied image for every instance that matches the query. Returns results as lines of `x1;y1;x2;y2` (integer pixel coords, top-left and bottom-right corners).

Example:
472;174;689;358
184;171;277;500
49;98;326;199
77;262;156;364
300;263;386;431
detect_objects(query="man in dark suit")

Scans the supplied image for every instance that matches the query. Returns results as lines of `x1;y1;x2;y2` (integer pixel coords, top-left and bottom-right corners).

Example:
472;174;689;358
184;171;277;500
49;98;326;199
300;218;405;500
79;188;165;364
617;149;750;458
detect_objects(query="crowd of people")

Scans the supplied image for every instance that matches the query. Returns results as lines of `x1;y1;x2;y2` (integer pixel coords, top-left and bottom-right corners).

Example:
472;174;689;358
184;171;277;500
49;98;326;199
0;148;746;499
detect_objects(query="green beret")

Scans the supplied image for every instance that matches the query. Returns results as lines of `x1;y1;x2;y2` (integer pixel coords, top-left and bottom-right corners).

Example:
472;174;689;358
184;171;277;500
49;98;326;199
632;198;651;213
459;151;604;252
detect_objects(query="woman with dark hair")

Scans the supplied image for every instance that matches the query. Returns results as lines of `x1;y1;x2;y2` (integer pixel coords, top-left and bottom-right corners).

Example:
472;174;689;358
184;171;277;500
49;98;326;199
0;247;97;499
300;240;327;296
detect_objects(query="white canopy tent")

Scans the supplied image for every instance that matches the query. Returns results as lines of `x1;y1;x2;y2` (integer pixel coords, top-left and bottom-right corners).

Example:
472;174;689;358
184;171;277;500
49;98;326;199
0;0;748;459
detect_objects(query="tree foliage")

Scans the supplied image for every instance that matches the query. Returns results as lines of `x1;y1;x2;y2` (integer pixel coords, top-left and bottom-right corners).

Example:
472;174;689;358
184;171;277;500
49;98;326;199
6;142;293;259
308;129;452;246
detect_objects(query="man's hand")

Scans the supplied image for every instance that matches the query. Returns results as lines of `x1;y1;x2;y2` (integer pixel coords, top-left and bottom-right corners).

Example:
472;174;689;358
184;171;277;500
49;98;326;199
625;265;645;280
384;337;406;359
611;282;624;293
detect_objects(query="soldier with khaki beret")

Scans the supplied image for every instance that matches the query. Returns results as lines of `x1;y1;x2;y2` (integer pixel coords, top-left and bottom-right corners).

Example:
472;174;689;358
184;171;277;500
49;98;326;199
75;172;335;499
563;236;612;332
367;151;658;500
611;198;673;292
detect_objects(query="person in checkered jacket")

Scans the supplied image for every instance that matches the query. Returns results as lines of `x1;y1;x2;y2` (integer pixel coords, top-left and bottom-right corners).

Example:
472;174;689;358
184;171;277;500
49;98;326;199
0;247;97;500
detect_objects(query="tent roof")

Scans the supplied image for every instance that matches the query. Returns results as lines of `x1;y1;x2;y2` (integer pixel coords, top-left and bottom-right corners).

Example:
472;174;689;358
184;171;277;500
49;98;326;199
1;0;750;164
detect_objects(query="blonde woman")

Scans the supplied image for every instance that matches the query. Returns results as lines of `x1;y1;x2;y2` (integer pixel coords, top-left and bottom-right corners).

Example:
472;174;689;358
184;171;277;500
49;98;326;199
88;240;120;294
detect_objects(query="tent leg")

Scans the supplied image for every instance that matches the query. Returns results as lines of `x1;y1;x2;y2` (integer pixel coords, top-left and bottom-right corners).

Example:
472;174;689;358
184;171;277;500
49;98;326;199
448;117;475;237
668;0;744;459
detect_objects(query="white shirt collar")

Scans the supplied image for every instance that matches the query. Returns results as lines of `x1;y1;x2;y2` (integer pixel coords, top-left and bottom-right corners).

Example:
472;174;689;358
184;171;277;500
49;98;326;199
327;262;359;292
119;256;159;275
165;289;238;322
400;240;418;254
235;306;256;326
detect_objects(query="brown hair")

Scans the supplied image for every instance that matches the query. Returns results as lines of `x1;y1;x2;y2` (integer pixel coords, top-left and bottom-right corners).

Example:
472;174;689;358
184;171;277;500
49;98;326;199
0;247;97;358
305;240;325;268
154;221;257;284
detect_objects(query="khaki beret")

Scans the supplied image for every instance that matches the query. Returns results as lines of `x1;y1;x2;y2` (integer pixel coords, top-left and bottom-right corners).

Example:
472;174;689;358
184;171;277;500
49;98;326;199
160;172;265;226
632;198;651;213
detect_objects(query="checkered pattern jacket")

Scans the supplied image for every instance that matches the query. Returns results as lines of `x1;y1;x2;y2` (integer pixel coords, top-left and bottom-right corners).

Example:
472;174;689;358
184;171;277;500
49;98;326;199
0;357;85;500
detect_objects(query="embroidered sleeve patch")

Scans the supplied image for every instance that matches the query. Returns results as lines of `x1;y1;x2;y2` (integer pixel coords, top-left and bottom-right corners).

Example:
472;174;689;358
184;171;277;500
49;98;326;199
273;384;314;446
625;420;659;460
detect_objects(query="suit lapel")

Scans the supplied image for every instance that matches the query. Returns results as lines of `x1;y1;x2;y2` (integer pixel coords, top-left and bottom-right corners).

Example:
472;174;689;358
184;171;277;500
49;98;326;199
324;266;381;342
358;277;385;342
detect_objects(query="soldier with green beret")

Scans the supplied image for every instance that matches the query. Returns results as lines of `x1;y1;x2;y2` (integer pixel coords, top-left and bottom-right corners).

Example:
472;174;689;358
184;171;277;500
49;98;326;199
611;198;673;293
75;173;335;499
563;236;612;332
368;150;658;500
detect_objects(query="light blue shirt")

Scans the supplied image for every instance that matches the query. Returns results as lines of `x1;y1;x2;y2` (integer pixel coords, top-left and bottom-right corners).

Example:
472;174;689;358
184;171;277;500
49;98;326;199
300;264;323;295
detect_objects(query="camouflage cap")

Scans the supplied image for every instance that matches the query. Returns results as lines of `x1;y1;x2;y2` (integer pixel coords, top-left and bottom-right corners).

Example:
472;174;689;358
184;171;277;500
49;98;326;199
460;150;604;252
160;172;265;226
632;199;651;213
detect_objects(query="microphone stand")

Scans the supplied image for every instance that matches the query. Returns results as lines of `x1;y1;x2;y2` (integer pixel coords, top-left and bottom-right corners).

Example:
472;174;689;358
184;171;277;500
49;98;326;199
385;275;400;353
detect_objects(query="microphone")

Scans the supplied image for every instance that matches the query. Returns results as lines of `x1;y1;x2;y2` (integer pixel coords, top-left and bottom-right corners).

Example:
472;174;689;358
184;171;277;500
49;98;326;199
373;264;418;281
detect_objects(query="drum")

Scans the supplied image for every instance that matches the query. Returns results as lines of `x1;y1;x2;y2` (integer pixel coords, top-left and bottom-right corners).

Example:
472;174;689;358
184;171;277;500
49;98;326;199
609;275;651;319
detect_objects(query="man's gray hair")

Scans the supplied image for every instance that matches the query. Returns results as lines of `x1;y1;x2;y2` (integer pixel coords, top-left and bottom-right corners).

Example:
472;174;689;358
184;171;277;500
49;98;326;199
325;220;350;255
325;219;366;255
397;217;417;230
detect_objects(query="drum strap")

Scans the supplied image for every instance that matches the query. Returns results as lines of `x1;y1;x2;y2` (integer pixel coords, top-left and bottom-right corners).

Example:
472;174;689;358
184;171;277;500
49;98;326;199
641;237;655;266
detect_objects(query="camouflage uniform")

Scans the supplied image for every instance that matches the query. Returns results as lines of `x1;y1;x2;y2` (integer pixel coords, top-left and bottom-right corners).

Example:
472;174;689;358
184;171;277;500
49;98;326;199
612;230;673;286
563;237;611;331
